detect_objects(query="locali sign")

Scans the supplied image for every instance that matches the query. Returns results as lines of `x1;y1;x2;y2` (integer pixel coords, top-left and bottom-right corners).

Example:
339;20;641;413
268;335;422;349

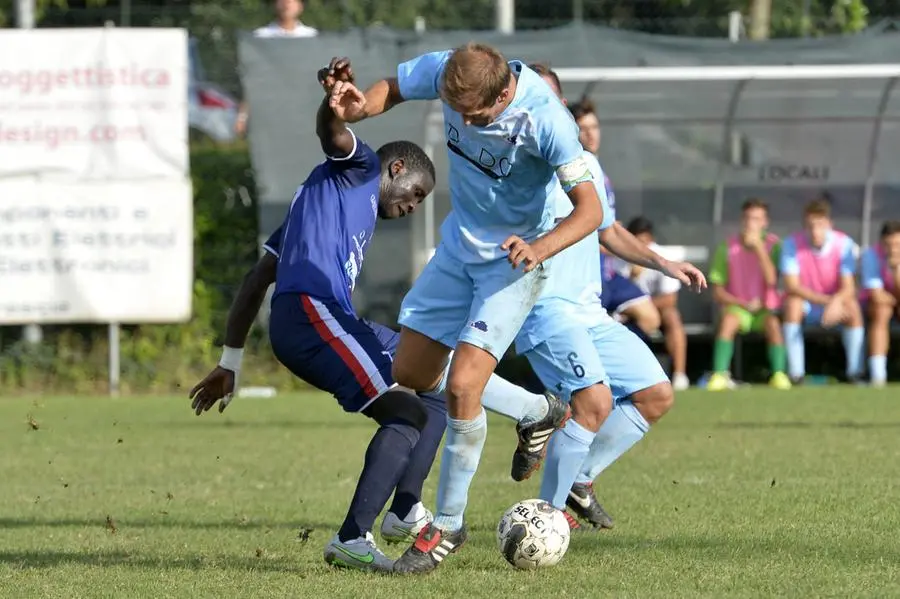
757;164;830;182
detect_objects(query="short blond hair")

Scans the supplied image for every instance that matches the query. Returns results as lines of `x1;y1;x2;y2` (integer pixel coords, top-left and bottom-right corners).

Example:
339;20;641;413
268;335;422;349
441;42;511;111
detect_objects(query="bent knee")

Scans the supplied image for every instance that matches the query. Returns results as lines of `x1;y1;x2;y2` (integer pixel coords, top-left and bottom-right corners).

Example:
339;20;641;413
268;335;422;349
365;388;428;431
633;382;674;424
391;361;437;392
570;385;613;432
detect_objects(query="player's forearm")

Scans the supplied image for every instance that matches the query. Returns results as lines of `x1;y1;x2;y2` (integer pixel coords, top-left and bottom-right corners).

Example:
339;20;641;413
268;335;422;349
530;187;603;262
223;258;277;348
713;285;745;308
315;96;354;156
361;78;404;119
599;222;665;271
755;248;778;287
785;282;831;305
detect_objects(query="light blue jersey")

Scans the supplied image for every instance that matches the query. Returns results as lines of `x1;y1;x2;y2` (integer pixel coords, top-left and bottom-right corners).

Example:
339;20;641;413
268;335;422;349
397;51;585;263
515;152;615;353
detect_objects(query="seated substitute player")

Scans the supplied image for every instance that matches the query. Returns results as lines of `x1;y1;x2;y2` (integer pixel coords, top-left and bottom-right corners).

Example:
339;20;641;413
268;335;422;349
569;98;661;344
781;199;864;384
190;67;565;573
327;46;606;574
517;64;706;533
861;220;900;386
706;199;790;391
613;216;690;390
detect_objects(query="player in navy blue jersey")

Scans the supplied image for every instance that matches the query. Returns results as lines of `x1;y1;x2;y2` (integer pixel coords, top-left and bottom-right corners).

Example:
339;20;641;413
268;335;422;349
189;67;437;572
189;64;567;572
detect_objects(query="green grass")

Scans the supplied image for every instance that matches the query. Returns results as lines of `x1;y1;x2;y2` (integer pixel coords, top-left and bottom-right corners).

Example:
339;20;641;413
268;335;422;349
2;388;899;598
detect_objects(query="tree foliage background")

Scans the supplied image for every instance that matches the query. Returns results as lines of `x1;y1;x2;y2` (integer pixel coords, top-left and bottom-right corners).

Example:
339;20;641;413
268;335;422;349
0;0;896;36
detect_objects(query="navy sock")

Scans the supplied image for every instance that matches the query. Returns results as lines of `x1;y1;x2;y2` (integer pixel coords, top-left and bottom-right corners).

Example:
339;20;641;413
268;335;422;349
624;321;652;347
338;421;420;542
389;392;446;518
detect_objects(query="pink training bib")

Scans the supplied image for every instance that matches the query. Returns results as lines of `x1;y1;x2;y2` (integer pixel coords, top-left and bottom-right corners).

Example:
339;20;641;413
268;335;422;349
726;233;781;310
791;230;847;296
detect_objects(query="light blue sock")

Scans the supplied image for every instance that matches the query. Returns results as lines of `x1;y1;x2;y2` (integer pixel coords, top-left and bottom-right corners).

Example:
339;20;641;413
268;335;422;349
433;409;487;533
481;374;549;425
539;419;596;509
869;355;888;383
575;400;649;484
842;326;865;378
783;322;805;380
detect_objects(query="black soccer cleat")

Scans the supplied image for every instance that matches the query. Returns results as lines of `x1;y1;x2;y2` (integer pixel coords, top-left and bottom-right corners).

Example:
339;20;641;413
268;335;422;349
393;523;467;575
511;392;570;482
566;482;614;529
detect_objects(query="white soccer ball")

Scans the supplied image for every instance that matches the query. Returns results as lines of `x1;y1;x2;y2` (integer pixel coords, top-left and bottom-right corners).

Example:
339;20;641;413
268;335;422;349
496;498;570;569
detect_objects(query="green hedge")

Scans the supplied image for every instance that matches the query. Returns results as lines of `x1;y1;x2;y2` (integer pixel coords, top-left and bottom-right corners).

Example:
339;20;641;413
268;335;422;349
0;144;303;395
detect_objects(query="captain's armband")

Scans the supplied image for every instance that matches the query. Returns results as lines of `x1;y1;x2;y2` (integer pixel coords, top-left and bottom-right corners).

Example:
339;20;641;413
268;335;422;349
556;156;593;192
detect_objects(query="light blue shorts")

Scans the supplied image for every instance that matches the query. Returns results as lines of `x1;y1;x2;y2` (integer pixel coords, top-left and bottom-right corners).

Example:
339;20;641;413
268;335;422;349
398;242;550;362
525;318;668;403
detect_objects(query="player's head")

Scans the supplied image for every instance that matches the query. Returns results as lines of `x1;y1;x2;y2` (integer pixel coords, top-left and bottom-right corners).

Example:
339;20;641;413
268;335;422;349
528;63;566;104
570;99;601;154
626;216;655;246
803;198;832;248
441;43;513;127
880;220;900;264
741;198;769;236
274;0;302;21
375;141;436;220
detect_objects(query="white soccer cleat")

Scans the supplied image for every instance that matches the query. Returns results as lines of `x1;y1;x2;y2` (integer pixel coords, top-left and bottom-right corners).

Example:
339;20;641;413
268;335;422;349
323;532;394;572
672;372;690;391
380;502;433;544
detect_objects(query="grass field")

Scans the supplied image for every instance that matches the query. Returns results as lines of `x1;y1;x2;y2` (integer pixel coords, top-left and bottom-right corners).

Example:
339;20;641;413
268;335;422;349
2;388;899;598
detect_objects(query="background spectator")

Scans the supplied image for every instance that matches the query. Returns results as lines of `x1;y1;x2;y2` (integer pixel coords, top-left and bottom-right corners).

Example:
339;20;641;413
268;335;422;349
860;220;900;387
614;217;689;390
236;0;318;136
781;199;864;383
706;199;789;391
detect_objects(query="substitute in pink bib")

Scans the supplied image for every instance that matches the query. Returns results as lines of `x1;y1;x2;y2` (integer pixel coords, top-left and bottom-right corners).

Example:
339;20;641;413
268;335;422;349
780;199;864;383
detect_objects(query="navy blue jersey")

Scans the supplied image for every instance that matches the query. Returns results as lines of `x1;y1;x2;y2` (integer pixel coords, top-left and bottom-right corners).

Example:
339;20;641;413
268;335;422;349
268;132;381;316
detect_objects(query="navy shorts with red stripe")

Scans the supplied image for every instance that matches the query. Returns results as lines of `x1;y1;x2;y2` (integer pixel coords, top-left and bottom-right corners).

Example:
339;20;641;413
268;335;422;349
269;293;400;413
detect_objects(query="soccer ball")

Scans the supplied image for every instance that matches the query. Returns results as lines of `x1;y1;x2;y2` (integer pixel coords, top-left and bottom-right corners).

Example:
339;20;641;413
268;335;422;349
496;499;570;569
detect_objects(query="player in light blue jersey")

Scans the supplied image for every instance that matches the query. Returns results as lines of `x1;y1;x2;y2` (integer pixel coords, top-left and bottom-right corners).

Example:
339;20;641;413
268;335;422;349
326;46;605;573
517;65;706;532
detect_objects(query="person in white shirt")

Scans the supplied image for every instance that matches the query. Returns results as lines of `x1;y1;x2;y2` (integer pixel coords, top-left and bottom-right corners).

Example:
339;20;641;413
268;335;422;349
612;217;689;390
236;0;318;135
253;0;318;38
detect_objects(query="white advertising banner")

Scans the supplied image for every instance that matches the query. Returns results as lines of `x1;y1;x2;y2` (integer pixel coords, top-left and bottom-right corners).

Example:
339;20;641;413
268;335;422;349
0;179;192;324
0;29;188;181
0;29;192;324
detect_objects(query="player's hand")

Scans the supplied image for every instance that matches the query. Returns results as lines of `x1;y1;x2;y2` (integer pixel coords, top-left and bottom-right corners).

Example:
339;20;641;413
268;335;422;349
329;80;368;123
660;260;707;293
502;235;540;272
318;56;355;93
741;230;762;249
822;297;846;328
189;366;238;416
745;298;762;313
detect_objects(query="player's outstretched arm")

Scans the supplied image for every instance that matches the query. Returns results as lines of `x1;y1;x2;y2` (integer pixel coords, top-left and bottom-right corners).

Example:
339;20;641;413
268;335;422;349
329;77;405;124
189;253;277;415
599;223;707;292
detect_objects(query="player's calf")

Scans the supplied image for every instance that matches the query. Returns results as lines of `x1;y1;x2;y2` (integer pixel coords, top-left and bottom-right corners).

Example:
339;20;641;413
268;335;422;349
867;300;894;386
